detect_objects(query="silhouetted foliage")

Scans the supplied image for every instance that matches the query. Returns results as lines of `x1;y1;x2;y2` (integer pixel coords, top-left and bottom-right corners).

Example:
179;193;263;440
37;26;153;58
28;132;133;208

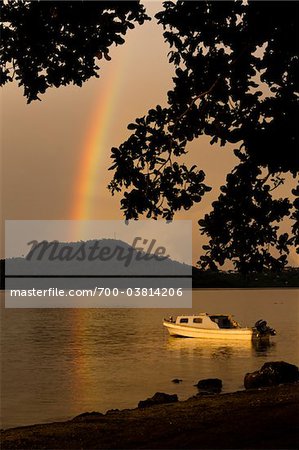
0;0;149;102
1;0;298;273
198;157;292;274
109;0;298;273
291;186;299;252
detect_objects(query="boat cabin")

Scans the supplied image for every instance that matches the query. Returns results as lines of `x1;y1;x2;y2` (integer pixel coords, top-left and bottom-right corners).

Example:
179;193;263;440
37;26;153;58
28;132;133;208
172;313;240;330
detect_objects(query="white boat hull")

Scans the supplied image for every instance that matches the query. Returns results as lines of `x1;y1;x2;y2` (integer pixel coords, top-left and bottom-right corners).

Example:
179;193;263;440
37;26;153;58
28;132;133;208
163;321;253;340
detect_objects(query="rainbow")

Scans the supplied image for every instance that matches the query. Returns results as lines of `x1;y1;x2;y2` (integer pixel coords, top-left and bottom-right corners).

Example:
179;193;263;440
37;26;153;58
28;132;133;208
71;54;126;223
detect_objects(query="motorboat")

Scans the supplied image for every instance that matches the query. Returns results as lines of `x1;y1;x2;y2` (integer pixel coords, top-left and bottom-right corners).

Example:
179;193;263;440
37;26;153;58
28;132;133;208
163;313;276;341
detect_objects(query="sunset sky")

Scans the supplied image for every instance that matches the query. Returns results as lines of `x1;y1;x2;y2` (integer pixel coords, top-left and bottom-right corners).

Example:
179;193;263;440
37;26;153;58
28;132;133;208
1;1;297;265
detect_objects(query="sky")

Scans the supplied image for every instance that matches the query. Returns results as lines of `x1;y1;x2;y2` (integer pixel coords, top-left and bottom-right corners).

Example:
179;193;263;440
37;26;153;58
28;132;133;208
1;1;297;266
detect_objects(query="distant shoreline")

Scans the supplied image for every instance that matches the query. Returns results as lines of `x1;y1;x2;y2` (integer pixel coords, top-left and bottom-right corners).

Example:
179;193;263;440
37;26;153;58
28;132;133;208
192;286;299;290
1;384;298;449
1;258;299;290
191;267;299;289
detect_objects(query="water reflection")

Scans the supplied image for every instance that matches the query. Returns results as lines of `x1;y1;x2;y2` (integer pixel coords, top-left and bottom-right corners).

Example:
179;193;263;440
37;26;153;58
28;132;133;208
252;339;276;355
166;336;253;359
166;336;277;359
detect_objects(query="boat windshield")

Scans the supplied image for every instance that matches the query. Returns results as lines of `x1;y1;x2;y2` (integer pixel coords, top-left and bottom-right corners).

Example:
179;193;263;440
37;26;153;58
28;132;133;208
209;315;238;329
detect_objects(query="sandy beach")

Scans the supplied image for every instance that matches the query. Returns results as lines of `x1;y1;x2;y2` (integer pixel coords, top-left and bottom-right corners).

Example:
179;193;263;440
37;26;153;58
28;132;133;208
1;383;298;449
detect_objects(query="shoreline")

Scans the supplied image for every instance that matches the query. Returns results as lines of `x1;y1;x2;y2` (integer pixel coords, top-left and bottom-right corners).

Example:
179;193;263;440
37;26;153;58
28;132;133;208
1;384;299;449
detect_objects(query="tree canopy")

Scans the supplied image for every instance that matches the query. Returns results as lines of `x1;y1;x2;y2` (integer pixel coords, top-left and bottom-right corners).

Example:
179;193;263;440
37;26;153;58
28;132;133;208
1;0;298;274
0;1;149;101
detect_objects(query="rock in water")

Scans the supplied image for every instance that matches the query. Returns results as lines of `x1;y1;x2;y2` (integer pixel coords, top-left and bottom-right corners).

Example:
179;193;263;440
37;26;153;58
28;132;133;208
72;411;103;421
194;378;222;393
244;361;299;389
105;409;120;415
138;392;178;409
172;378;183;384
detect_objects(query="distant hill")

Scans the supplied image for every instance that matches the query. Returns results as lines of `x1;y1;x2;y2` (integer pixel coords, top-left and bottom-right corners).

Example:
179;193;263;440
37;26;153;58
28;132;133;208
3;238;190;276
1;238;190;290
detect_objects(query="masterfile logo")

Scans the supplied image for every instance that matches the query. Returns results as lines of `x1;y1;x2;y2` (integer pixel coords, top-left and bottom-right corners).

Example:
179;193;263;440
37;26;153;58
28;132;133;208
5;220;192;308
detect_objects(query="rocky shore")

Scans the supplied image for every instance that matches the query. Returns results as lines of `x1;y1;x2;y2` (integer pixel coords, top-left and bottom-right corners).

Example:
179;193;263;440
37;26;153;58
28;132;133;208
1;383;299;449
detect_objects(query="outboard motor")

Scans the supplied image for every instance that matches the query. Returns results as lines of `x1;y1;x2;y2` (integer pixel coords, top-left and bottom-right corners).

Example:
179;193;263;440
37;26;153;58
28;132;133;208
254;319;276;337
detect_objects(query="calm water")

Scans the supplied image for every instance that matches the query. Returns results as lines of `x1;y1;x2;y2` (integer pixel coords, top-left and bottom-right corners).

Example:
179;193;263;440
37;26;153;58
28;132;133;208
1;289;298;429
